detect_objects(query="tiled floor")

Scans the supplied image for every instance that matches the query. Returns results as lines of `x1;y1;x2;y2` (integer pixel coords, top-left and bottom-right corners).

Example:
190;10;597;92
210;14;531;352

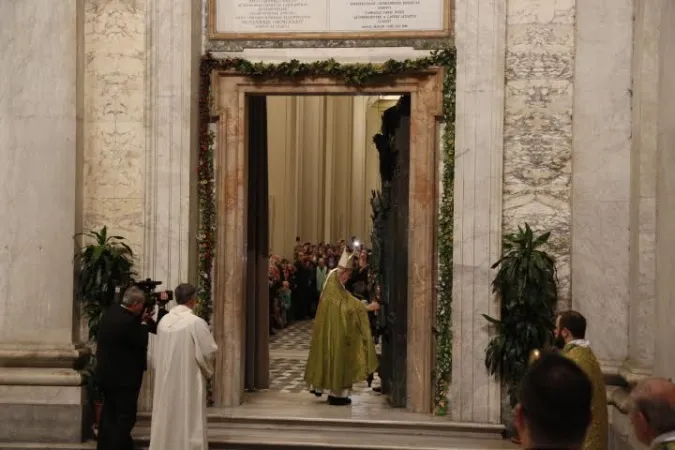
268;320;381;397
270;320;313;352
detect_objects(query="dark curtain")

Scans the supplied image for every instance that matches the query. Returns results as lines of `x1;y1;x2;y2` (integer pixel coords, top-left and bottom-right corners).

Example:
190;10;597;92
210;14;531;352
245;95;270;390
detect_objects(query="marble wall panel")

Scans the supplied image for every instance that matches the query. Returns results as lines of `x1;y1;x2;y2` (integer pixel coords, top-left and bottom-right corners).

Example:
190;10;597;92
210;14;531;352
83;0;147;263
572;0;632;366
0;0;88;441
626;0;662;373
450;0;505;424
0;0;80;345
503;0;575;305
654;0;675;380
202;0;450;52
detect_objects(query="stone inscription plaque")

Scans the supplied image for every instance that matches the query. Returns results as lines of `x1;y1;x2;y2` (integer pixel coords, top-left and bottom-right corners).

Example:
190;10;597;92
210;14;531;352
210;0;449;40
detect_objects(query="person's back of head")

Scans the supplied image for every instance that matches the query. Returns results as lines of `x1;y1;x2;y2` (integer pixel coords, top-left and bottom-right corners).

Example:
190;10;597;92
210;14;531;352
630;378;675;446
558;310;587;339
515;352;592;449
175;283;197;307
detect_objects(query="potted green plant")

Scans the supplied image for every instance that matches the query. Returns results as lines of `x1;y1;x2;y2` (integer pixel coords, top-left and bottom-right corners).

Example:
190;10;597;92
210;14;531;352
74;226;136;434
482;223;558;408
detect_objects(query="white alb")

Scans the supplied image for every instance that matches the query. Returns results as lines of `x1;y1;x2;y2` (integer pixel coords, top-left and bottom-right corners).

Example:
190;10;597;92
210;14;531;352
149;305;218;450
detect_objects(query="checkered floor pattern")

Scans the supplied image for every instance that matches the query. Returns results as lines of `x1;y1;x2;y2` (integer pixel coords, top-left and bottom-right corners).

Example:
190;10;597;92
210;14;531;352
269;356;381;395
269;320;381;396
269;320;313;351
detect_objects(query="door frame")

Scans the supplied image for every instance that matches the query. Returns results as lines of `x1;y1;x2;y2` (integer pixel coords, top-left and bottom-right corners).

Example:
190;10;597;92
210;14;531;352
209;71;444;413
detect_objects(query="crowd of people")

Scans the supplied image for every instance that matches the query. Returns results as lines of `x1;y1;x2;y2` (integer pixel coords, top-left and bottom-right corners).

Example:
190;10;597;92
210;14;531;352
268;237;376;334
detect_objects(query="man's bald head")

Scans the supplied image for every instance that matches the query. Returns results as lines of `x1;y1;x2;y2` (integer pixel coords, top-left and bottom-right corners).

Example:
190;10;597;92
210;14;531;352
630;378;675;445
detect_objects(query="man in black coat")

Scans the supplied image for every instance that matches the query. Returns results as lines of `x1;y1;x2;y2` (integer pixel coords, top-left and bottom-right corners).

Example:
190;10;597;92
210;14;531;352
95;286;166;450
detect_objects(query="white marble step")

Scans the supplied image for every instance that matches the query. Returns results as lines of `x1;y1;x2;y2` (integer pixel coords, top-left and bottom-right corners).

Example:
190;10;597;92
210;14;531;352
0;443;96;450
136;414;504;440
132;425;515;450
0;427;514;450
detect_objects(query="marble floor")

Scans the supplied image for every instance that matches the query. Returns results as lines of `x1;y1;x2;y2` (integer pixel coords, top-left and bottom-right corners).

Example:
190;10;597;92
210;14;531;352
268;320;382;397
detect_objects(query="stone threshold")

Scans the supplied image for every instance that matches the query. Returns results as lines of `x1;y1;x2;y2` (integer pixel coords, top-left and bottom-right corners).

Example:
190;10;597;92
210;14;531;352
132;424;513;450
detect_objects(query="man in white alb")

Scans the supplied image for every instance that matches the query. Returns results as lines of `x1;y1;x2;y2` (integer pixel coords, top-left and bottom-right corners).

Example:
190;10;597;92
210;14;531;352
149;283;218;450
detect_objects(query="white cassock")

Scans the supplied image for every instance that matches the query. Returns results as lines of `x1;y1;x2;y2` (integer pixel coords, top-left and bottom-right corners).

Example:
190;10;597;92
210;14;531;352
149;305;218;450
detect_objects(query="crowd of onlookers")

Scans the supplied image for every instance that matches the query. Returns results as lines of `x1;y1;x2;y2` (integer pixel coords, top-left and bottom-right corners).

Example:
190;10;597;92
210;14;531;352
268;237;376;334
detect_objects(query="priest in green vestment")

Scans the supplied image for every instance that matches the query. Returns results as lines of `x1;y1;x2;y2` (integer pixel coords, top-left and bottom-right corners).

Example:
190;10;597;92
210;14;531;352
555;311;608;450
304;249;379;406
630;377;675;450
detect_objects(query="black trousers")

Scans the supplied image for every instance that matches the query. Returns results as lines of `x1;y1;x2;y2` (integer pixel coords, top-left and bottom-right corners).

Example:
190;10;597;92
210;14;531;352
97;386;140;450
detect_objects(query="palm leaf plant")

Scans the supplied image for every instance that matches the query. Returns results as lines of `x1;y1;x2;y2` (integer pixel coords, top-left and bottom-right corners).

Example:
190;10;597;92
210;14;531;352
483;223;558;407
74;226;137;342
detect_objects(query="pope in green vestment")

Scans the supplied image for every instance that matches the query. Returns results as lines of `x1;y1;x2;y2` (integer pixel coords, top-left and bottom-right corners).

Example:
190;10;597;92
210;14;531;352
304;250;379;405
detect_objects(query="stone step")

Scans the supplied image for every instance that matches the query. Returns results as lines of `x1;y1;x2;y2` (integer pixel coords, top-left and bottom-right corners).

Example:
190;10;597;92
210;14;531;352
136;413;505;440
0;412;509;450
0;443;96;450
0;424;512;450
132;425;514;450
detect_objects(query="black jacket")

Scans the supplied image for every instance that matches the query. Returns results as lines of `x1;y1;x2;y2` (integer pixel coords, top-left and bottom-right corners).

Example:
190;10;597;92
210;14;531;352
95;304;165;389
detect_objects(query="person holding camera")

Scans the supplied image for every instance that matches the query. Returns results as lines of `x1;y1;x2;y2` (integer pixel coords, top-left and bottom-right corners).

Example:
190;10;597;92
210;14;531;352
149;283;218;450
95;286;167;450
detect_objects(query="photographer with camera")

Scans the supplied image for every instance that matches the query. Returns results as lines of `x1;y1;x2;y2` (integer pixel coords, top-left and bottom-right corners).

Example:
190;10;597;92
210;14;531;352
95;282;170;450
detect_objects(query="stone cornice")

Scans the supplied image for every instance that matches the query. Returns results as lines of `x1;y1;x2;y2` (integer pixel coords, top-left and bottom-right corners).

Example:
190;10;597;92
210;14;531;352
0;368;85;386
618;360;653;385
0;343;90;370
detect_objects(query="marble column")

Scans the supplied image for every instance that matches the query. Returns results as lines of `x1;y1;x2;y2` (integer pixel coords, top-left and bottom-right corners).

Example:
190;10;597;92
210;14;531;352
0;0;88;442
654;0;675;380
450;0;505;424
625;0;662;377
139;0;202;412
143;0;202;290
571;0;632;369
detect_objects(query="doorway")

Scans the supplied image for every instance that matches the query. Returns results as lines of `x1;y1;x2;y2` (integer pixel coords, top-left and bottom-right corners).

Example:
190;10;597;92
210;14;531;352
243;94;410;408
210;72;442;414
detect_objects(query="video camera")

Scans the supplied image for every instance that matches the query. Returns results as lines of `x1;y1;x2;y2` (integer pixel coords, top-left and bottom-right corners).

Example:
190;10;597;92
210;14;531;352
133;278;173;313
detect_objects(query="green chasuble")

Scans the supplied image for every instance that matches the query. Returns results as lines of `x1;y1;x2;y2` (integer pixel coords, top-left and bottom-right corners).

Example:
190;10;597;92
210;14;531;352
562;343;609;450
304;269;379;393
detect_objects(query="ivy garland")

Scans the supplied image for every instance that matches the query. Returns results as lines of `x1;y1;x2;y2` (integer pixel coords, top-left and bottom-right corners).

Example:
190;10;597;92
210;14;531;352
196;48;456;414
434;51;456;417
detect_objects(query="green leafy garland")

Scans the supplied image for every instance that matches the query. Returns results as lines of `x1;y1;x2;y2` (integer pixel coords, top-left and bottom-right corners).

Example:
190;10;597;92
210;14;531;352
434;51;456;416
196;48;456;413
194;127;215;327
195;70;216;405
